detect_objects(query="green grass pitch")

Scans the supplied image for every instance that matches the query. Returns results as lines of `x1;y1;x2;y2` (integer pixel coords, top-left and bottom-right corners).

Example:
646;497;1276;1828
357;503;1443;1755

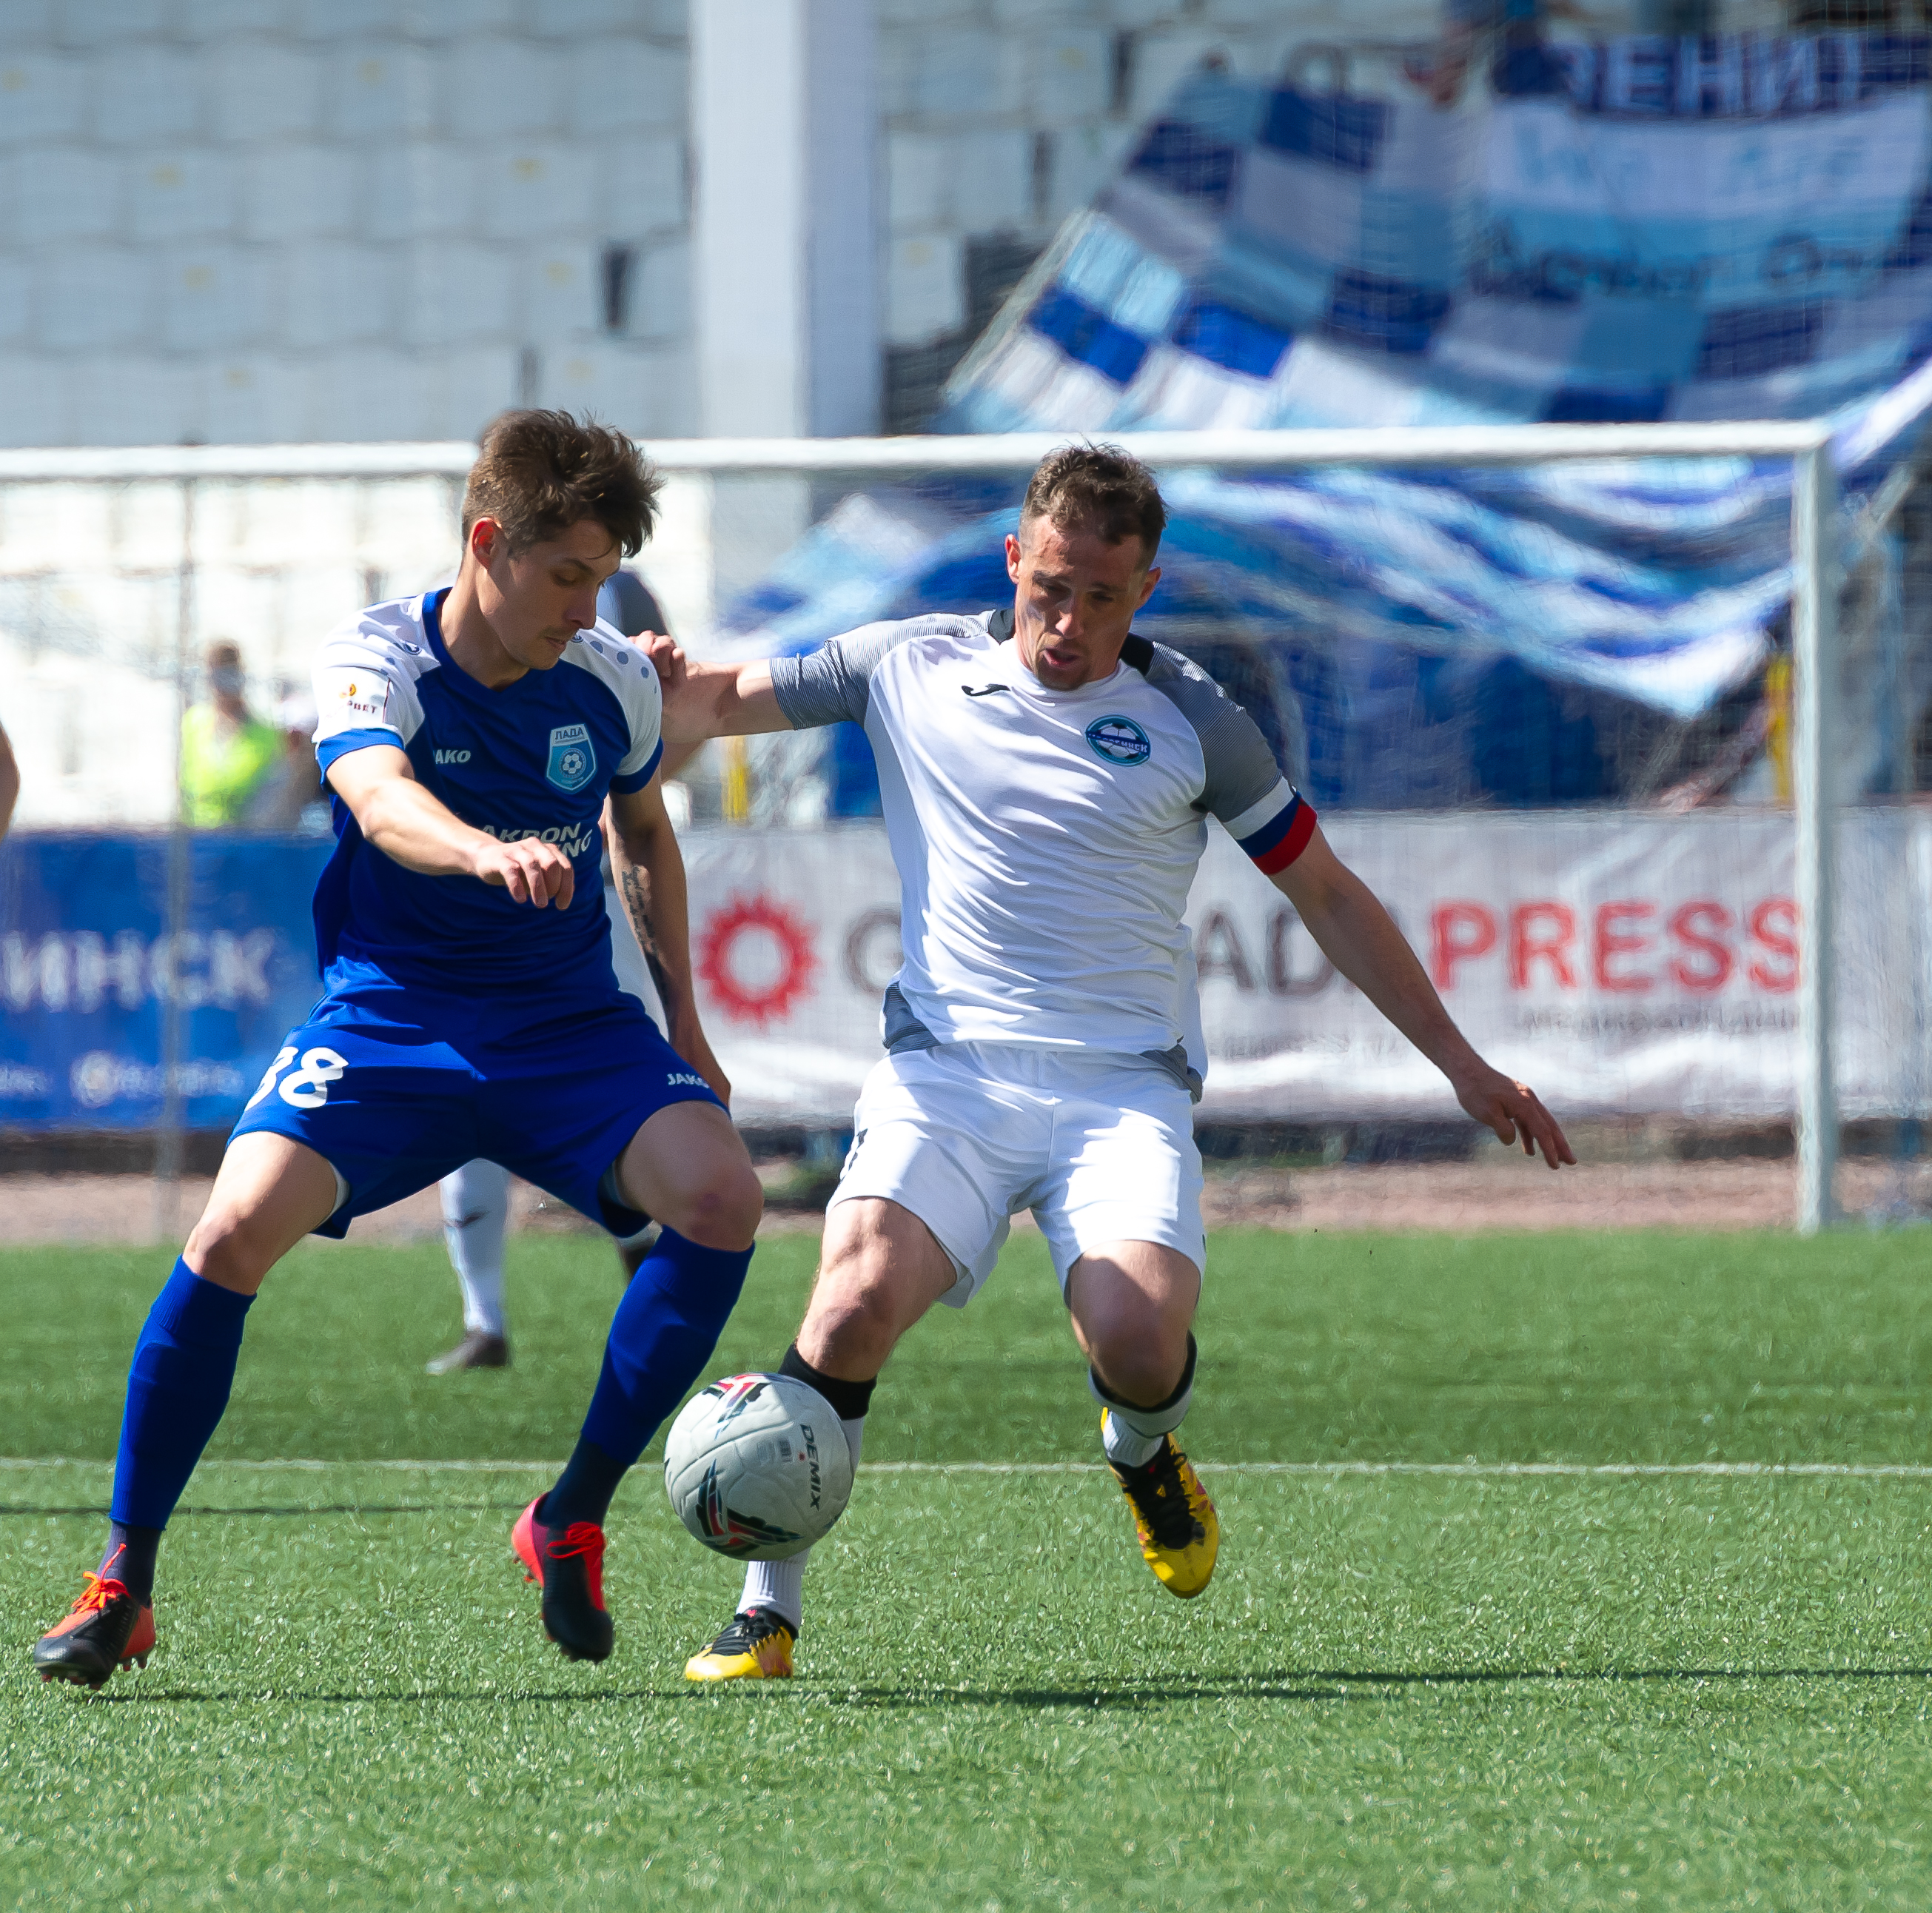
3;1227;1931;1909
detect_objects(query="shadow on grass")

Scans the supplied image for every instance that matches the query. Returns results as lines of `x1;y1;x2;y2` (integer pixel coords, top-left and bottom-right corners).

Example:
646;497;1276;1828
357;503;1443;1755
64;1664;1932;1712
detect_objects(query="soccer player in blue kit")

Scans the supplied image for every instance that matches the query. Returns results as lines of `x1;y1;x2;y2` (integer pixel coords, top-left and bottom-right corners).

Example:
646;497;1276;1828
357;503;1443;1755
33;412;763;1686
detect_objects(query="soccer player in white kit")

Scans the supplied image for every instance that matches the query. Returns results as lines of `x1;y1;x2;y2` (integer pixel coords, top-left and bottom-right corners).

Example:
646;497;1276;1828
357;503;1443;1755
656;445;1574;1680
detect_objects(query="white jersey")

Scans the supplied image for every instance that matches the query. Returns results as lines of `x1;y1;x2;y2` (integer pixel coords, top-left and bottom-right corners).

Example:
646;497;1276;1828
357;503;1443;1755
771;609;1315;1090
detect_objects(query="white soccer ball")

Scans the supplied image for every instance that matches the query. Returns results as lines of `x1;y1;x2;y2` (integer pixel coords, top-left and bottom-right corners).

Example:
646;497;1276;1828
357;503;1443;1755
663;1373;853;1561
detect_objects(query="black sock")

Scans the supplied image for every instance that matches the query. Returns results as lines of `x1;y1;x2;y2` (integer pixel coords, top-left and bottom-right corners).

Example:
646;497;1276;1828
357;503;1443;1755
540;1438;631;1532
99;1522;161;1604
779;1342;876;1423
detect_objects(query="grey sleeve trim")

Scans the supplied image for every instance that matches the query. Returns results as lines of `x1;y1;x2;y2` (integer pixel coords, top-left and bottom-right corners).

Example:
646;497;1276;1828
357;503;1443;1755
769;619;919;730
1141;644;1284;823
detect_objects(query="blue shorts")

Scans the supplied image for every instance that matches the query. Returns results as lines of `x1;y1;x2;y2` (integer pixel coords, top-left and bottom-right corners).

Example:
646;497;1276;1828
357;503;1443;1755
229;961;725;1239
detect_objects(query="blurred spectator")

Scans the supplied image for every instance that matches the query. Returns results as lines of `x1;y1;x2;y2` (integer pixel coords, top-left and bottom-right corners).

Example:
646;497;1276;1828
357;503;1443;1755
244;694;327;833
598;567;668;640
0;719;17;837
180;642;278;827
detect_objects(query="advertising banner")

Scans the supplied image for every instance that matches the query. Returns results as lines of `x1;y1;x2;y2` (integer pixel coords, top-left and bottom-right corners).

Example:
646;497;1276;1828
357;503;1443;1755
682;815;1932;1126
0;832;333;1132
5;815;1928;1134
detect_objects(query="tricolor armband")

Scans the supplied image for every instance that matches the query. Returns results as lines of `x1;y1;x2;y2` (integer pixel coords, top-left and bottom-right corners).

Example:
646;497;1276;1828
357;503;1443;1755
1230;785;1317;876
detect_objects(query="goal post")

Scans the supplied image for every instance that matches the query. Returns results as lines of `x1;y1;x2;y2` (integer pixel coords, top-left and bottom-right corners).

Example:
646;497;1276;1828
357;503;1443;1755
2;412;1926;1233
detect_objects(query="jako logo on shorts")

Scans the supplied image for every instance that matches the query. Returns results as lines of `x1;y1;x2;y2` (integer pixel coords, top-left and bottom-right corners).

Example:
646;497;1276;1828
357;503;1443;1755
1085;714;1151;766
546;723;597;792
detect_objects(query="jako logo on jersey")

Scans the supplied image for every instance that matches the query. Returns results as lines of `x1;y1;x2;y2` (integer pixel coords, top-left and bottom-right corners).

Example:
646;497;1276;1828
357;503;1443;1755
434;748;471;765
666;1071;708;1089
1086;714;1152;766
546;723;597;793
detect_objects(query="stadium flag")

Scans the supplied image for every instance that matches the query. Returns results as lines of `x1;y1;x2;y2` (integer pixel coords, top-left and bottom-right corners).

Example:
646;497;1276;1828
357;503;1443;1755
712;36;1932;788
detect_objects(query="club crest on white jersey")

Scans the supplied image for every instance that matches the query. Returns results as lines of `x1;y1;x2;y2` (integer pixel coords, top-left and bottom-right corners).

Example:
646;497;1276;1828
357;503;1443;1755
1086;714;1151;766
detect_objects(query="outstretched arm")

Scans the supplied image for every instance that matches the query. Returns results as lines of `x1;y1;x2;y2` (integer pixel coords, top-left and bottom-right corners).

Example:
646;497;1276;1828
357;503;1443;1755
326;745;576;908
606;775;728;1104
639;637;791;746
1274;823;1574;1168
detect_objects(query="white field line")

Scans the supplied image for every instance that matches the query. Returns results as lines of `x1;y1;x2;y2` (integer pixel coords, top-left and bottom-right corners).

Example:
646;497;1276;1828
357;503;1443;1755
2;1458;1932;1480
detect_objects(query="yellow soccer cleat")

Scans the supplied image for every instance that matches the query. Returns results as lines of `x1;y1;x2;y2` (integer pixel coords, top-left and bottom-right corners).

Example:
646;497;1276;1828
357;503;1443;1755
1104;1414;1219;1598
685;1606;796;1681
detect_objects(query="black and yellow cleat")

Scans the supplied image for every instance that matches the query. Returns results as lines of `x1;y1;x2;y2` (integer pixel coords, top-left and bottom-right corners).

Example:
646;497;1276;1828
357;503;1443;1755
1104;1415;1219;1598
34;1572;155;1689
684;1607;796;1682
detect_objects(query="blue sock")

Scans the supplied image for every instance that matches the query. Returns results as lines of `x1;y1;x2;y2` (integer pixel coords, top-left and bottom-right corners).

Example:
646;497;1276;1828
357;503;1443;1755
544;1230;753;1529
108;1259;255;1549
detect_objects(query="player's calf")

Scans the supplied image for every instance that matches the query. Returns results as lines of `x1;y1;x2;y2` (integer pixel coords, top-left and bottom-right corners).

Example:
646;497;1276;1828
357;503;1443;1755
1093;1335;1219;1598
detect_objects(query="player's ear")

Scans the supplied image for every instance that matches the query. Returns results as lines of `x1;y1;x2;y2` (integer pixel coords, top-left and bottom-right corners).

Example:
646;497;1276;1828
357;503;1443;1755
1136;564;1161;609
1005;532;1023;582
469;516;502;566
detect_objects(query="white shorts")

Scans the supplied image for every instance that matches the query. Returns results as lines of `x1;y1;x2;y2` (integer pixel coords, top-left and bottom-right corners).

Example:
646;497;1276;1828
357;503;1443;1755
830;1042;1206;1307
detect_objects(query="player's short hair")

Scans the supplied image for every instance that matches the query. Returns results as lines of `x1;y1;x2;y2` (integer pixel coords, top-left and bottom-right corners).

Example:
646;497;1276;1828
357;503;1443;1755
463;410;660;559
1019;442;1167;563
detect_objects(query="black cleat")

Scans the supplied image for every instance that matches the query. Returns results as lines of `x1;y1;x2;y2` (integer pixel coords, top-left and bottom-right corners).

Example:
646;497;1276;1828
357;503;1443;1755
512;1498;614;1662
34;1573;155;1689
426;1330;510;1375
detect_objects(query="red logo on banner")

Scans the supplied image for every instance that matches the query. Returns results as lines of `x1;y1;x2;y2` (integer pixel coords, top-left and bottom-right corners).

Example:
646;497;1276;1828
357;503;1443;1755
697;895;819;1027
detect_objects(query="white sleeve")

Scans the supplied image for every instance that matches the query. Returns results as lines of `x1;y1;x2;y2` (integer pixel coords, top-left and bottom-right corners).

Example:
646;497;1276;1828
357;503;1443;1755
312;619;428;770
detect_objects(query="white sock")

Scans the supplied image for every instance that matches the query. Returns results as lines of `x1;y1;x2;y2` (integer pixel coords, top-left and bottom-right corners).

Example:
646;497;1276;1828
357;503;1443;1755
440;1159;511;1336
739;1414;865;1629
1093;1338;1197;1470
1101;1410;1165;1469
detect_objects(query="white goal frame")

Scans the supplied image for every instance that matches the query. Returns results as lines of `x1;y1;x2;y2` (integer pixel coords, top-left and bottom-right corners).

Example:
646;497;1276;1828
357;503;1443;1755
5;412;1925;1235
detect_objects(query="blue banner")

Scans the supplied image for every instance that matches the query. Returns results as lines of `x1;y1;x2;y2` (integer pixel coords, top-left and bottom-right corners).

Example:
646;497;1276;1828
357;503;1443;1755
0;832;332;1132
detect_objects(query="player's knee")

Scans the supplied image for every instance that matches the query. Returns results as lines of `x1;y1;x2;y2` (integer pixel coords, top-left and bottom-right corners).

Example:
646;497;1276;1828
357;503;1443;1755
669;1162;763;1252
1085;1301;1189;1408
181;1210;278;1296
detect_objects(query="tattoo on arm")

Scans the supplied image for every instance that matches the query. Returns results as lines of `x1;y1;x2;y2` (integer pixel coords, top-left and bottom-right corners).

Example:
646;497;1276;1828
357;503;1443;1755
619;863;678;1011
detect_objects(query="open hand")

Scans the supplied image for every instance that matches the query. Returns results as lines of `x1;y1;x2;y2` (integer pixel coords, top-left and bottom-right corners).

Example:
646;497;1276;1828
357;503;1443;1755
1453;1066;1574;1170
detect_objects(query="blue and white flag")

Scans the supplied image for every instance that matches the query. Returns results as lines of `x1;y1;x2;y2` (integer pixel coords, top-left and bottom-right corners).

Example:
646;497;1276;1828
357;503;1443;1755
723;36;1932;803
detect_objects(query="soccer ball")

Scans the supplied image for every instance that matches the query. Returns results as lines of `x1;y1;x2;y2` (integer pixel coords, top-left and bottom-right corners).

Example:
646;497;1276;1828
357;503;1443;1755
663;1373;853;1561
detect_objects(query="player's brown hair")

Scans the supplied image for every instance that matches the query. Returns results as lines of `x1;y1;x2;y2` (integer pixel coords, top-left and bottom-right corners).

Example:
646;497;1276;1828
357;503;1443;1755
1020;442;1167;561
461;409;661;558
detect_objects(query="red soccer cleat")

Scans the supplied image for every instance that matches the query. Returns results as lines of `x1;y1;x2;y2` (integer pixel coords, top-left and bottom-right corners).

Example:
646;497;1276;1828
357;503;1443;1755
512;1498;614;1662
33;1573;155;1689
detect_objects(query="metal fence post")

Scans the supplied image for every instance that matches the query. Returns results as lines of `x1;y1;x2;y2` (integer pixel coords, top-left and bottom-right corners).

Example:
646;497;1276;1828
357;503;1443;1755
153;477;196;1240
1793;441;1839;1234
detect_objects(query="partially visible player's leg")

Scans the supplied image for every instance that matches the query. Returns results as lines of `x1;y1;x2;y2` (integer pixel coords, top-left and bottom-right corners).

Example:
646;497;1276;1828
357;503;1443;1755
34;1133;340;1687
520;1100;764;1661
687;1196;957;1681
1066;1239;1199;1450
1042;1059;1217;1598
1067;1242;1218;1596
430;1159;513;1373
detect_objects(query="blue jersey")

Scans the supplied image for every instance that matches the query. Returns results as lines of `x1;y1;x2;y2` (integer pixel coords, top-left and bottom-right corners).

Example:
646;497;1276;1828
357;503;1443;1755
309;589;663;995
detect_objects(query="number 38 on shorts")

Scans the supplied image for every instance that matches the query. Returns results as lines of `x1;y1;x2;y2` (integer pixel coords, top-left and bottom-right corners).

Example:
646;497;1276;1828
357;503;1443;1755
246;1045;350;1112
